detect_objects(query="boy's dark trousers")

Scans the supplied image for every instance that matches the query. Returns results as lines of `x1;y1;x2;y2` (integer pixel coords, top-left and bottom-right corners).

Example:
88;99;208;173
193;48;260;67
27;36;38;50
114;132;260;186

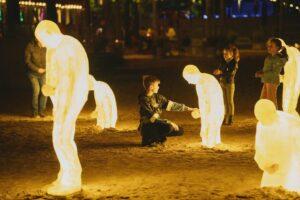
140;120;184;146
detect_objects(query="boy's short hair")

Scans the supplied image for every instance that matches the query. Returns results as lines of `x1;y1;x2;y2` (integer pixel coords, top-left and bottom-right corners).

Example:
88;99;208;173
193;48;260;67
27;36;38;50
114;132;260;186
142;75;160;90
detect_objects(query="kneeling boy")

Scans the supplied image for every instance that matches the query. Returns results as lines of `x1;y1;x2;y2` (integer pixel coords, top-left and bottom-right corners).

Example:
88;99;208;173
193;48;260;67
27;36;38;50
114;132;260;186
138;75;195;146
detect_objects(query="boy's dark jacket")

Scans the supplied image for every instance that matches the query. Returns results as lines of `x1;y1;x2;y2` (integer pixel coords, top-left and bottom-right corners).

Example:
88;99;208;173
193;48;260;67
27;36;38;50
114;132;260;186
138;91;188;130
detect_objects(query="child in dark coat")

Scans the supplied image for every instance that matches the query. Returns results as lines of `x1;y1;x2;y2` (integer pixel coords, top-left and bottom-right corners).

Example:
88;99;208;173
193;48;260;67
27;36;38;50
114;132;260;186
138;75;195;146
213;45;239;125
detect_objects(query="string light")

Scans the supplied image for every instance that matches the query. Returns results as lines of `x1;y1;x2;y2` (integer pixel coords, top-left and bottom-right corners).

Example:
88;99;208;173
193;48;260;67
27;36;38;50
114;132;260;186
0;0;82;10
269;0;300;13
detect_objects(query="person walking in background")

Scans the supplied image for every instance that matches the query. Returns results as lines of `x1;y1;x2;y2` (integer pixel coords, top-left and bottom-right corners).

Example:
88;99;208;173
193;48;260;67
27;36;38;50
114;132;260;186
213;45;239;125
25;37;47;118
255;38;288;108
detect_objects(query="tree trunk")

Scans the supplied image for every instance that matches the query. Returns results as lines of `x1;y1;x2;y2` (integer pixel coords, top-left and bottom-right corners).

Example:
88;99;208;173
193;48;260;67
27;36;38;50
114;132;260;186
6;0;19;34
152;0;157;39
205;0;211;37
85;0;91;27
46;0;57;22
278;0;284;36
124;0;130;46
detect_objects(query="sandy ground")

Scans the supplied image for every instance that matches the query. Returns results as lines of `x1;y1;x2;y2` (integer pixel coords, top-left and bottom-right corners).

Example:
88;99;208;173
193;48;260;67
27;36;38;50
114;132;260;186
1;55;300;199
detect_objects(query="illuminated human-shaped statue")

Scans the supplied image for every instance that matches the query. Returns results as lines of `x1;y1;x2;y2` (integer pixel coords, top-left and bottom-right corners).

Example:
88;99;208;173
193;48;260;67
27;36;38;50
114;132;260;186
279;39;300;116
35;20;89;195
254;99;300;192
183;65;225;148
89;75;118;130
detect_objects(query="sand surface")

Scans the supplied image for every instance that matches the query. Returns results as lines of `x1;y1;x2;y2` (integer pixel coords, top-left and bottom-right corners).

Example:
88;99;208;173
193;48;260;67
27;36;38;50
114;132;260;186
1;55;300;199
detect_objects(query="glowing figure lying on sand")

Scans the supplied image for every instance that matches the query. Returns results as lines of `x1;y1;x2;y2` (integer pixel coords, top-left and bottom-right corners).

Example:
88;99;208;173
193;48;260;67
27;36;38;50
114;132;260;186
36;20;89;196
254;99;300;192
89;75;117;130
279;39;300;116
183;65;225;148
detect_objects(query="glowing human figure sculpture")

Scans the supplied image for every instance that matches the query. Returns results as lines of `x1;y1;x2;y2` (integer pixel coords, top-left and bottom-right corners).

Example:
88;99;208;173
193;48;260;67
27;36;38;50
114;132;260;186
89;75;118;129
35;20;89;195
183;65;225;148
254;99;300;192
279;39;300;116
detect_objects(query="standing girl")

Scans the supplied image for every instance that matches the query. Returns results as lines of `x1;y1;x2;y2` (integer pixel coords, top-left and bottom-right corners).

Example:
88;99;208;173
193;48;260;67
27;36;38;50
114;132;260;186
213;45;239;125
255;38;288;108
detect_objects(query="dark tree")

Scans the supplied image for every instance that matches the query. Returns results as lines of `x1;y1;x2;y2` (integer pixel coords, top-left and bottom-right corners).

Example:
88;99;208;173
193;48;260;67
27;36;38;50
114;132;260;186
261;0;268;25
6;0;20;28
85;0;91;26
124;0;130;46
46;0;57;22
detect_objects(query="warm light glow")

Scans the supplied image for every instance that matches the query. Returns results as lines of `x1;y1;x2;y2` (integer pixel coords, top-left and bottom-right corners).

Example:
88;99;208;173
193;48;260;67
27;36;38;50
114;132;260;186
19;1;46;7
36;20;89;196
279;39;300;117
254;99;300;193
183;65;225;148
166;27;176;38
89;75;118;130
55;4;82;10
0;1;82;10
146;28;152;38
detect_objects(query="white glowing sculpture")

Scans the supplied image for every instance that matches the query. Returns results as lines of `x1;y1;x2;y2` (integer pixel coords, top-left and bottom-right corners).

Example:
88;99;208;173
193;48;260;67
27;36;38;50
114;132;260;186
36;20;89;196
279;39;300;116
254;99;300;192
183;65;225;148
88;75;118;130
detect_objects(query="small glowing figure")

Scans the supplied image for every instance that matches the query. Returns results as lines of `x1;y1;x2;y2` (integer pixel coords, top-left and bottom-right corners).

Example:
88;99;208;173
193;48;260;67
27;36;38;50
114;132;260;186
35;20;89;196
89;75;118;130
254;99;300;192
183;65;225;148
279;39;300;116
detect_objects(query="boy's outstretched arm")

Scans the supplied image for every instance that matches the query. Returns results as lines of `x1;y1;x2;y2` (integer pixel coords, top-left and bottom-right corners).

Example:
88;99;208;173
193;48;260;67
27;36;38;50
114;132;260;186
166;101;193;111
158;93;194;112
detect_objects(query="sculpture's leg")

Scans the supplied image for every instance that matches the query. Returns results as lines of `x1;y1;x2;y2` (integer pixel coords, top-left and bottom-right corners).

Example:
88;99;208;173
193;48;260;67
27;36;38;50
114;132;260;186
47;119;82;196
206;122;215;148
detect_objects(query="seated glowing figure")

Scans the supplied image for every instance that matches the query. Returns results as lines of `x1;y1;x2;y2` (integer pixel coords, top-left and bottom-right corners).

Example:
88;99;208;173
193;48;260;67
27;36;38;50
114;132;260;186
35;20;89;196
89;75;118;130
279;39;300;116
183;65;225;148
254;99;300;192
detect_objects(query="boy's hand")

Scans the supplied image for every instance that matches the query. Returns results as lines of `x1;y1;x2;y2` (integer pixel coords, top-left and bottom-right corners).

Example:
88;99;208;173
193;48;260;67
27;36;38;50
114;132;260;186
191;108;200;119
186;106;196;111
170;122;179;131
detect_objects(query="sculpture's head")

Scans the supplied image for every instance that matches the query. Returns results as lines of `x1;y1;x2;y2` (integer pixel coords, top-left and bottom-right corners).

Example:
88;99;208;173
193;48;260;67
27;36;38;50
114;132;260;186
277;38;287;48
35;20;62;49
254;99;278;125
182;64;201;85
